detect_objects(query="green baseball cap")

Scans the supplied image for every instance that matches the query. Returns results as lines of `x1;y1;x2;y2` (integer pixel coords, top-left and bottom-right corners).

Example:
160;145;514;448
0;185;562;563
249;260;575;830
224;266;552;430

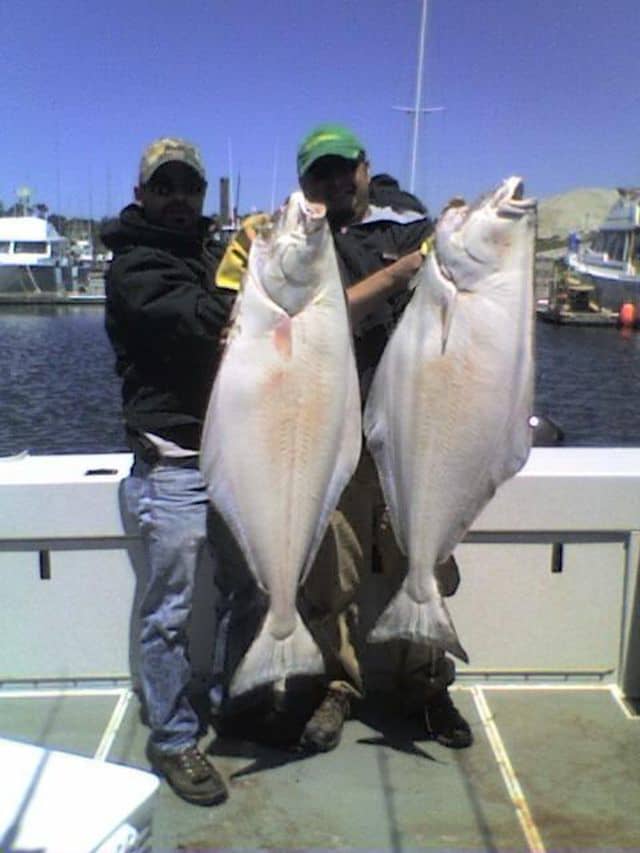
138;137;206;184
297;123;366;177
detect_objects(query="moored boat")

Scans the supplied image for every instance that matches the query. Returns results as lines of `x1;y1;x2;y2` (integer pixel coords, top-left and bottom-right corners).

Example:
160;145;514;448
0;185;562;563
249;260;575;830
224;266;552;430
0;215;74;295
564;187;640;314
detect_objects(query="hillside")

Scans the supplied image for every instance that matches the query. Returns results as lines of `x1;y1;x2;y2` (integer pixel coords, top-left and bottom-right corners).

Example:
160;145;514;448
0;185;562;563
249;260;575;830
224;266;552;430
537;187;618;241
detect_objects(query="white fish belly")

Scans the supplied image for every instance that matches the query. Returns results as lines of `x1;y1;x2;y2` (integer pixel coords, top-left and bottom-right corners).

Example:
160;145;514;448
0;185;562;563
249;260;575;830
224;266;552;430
201;278;361;694
365;252;533;659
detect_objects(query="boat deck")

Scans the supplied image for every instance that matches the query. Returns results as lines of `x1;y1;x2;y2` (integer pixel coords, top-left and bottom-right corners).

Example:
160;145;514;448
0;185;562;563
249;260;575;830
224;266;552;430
3;451;640;849
2;680;639;850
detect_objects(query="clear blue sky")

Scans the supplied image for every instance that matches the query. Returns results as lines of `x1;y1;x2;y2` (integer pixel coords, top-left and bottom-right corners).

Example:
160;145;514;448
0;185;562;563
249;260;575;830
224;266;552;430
3;0;639;219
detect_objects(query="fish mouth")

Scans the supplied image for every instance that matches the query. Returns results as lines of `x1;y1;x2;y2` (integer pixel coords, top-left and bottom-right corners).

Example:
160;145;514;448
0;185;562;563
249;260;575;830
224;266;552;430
300;197;327;232
277;192;326;237
495;176;537;216
268;193;326;237
511;179;524;200
433;176;536;279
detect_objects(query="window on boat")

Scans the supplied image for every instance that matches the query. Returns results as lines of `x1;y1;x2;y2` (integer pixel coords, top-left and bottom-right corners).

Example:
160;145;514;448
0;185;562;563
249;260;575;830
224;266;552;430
13;241;49;254
599;231;626;262
0;240;10;253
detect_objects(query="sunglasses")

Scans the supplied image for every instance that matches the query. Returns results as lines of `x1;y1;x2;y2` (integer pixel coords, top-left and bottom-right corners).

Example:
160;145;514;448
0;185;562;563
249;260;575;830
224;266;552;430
305;154;365;182
145;179;207;197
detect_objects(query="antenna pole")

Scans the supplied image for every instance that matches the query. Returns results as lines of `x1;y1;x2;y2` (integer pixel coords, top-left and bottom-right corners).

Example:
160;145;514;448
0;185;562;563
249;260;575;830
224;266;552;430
227;138;234;225
410;0;428;193
270;139;279;213
88;166;93;252
392;0;444;195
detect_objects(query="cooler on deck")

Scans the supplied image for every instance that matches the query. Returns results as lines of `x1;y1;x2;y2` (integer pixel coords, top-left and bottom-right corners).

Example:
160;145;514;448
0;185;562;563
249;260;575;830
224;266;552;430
0;737;159;852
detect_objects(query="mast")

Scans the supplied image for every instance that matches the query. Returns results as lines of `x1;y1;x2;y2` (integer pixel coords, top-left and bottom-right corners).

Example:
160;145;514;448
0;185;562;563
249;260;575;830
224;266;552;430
393;0;444;193
410;0;428;193
270;139;279;213
227;138;235;226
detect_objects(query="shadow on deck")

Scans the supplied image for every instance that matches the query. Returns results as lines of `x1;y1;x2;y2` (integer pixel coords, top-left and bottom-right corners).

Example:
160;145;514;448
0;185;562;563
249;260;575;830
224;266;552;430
1;682;638;850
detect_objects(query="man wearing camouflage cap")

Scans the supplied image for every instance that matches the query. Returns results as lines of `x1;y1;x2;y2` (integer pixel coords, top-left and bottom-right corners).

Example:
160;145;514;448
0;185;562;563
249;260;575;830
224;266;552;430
102;137;236;806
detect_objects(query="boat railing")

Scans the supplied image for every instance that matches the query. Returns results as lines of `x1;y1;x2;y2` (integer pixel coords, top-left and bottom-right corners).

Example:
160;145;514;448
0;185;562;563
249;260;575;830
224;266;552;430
579;247;628;272
1;449;639;699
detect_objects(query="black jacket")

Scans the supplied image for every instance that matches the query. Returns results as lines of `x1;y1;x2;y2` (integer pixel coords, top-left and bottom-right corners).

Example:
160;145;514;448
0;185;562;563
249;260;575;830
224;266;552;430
102;204;235;453
368;173;428;215
332;179;433;395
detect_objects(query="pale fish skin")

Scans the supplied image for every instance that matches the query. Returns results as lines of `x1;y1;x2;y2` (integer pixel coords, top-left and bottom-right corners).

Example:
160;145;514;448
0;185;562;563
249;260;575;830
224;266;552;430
200;192;362;697
363;176;536;662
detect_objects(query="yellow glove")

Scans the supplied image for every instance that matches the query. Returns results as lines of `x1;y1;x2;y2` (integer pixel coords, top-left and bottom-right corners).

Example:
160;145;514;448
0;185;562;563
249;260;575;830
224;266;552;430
419;235;434;257
215;213;272;291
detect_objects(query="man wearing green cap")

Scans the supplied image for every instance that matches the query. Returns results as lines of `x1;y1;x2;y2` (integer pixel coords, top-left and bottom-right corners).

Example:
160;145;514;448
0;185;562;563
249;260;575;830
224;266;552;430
292;123;472;753
215;123;471;754
102;137;237;806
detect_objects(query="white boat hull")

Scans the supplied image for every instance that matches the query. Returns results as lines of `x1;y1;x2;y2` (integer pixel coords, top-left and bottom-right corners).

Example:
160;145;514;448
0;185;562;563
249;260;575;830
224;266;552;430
0;263;73;294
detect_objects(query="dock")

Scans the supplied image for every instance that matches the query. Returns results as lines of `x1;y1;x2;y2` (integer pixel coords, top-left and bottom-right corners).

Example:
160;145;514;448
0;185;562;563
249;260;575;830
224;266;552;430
0;273;105;306
0;292;105;306
534;254;634;328
536;304;620;326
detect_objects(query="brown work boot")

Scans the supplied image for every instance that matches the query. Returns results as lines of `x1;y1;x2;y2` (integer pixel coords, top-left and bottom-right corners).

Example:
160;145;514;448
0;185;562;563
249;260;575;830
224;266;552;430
299;687;351;753
146;742;228;806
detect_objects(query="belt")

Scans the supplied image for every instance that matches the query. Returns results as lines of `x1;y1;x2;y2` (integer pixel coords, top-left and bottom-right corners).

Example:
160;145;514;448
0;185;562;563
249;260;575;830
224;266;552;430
131;454;200;477
155;455;200;469
128;430;199;469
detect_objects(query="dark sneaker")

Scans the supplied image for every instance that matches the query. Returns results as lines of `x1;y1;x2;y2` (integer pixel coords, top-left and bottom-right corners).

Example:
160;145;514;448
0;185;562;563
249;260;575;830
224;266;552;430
424;689;473;749
146;742;228;806
299;687;351;753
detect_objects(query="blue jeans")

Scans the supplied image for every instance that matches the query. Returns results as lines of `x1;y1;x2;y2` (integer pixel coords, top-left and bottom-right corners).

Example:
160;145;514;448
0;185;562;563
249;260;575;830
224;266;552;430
125;457;217;752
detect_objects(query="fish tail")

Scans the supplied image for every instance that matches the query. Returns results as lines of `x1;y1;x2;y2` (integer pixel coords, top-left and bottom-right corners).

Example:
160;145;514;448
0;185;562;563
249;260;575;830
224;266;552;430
368;587;469;663
229;612;325;697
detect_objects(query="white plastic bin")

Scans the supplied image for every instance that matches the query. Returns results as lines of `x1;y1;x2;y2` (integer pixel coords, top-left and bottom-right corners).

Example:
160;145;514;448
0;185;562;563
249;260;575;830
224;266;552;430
0;737;158;852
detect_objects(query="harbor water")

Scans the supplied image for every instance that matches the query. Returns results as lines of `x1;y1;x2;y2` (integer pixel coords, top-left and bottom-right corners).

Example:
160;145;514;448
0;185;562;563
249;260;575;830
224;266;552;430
0;305;639;456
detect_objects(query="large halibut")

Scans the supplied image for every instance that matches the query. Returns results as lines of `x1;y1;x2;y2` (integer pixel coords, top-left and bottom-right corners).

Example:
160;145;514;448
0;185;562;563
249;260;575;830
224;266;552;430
200;192;361;697
364;177;536;661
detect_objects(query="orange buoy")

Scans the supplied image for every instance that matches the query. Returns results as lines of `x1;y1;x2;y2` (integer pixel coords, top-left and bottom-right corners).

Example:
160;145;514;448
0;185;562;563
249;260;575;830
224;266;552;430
619;302;637;327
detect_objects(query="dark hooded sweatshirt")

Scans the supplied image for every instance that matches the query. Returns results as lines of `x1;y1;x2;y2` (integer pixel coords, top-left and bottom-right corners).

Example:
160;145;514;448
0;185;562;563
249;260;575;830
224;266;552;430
102;204;235;455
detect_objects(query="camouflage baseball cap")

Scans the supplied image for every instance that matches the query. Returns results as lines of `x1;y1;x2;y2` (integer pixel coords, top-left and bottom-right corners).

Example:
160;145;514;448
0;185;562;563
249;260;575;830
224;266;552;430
297;123;366;177
138;137;206;184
